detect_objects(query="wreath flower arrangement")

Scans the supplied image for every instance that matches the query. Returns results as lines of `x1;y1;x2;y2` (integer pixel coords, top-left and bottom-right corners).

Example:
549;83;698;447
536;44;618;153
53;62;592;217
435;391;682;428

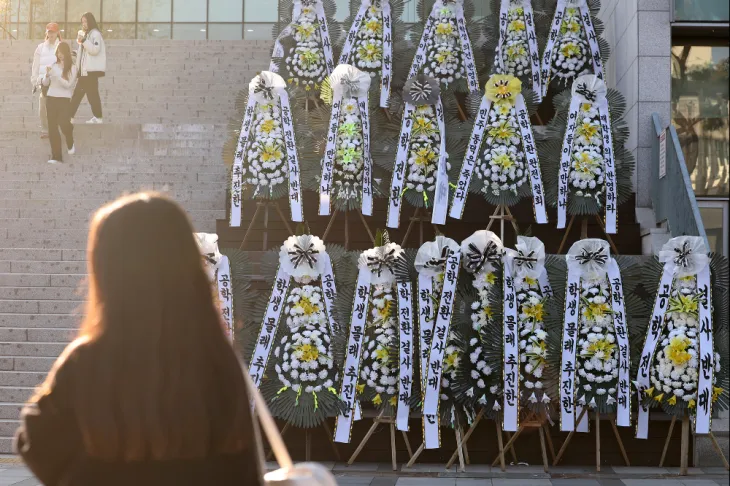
285;3;329;92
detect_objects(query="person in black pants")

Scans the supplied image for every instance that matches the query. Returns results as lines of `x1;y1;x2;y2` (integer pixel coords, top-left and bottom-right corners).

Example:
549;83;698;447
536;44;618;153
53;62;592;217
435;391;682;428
43;42;78;164
70;12;106;124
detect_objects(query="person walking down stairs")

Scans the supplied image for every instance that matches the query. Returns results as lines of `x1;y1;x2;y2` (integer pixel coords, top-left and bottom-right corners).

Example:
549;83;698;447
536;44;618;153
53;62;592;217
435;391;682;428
42;42;77;165
70;12;106;124
30;23;61;139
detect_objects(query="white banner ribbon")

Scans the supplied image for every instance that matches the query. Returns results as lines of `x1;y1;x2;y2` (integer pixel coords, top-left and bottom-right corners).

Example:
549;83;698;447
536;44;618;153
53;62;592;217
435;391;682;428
280;90;304;222
515;94;548;224
560;264;580;431
557;95;581;230
321;253;338;334
360;96;374;216
249;266;291;388
417;273;435;389
449;95;491;220
597;96;618;234
397;281;414;431
230;96;257;227
695;264;714;435
387;102;416;228
607;259;631;427
217;255;234;342
579;4;605;83
431;98;449;225
539;0;566;99
423;252;461;448
496;0;543;101
334;268;371;443
503;254;520;432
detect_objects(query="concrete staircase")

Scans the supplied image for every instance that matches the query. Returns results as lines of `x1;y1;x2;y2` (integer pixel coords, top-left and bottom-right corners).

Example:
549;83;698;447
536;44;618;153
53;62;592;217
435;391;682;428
0;39;271;452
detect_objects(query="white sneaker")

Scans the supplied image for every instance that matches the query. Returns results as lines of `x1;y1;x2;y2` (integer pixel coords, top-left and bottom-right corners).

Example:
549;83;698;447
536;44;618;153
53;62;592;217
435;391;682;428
47;159;60;164
67;144;76;155
86;116;103;124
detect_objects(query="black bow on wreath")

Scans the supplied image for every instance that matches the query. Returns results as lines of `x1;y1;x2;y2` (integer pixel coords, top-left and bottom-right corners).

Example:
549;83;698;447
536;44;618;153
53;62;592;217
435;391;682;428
288;242;319;269
202;253;218;266
367;247;399;277
575;247;608;266
409;79;432;103
673;240;693;268
514;250;538;270
254;79;275;101
465;242;502;274
425;246;453;270
575;82;597;102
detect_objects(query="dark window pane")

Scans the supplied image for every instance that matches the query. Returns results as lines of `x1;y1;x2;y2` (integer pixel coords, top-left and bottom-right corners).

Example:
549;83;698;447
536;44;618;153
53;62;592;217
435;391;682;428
210;0;243;22
67;0;102;25
172;23;207;40
138;0;171;22
209;23;242;40
244;23;274;40
671;44;730;197
30;0;65;22
699;206;727;255
244;0;277;22
102;0;136;22
174;0;207;22
9;1;31;23
137;23;172;39
99;22;136;39
4;23;30;40
675;0;729;21
333;0;349;21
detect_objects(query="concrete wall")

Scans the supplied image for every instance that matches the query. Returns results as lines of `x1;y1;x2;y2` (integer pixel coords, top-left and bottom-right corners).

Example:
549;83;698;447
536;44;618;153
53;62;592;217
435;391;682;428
599;0;672;209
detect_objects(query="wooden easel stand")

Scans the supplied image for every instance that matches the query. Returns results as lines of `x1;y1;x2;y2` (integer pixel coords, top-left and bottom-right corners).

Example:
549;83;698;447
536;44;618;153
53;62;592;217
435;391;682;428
400;206;438;247
486;204;520;243
660;414;730;474
264;421;340;462
238;201;293;251
346;410;414;471
321;209;376;249
556;214;619;254
552;410;630;472
404;426;470;472
489;417;553;472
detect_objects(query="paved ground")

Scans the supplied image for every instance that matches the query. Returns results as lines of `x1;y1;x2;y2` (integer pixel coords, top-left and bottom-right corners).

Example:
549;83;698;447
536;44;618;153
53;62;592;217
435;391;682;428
0;460;727;485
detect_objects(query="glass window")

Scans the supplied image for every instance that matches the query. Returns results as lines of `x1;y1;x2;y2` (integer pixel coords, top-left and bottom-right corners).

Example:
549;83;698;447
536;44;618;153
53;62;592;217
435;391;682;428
333;0;349;21
173;0;206;22
137;23;172;39
675;0;729;22
209;23;242;40
102;0;135;22
401;1;418;23
10;0;31;23
4;24;29;39
210;0;243;22
67;0;102;25
30;0;65;22
98;22;135;38
698;203;729;256
244;23;274;40
172;23;207;40
244;0;277;22
671;42;729;197
138;0;171;22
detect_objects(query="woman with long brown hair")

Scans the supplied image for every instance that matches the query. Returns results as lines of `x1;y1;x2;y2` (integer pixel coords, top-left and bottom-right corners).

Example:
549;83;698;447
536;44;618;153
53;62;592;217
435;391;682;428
42;41;76;164
15;193;264;486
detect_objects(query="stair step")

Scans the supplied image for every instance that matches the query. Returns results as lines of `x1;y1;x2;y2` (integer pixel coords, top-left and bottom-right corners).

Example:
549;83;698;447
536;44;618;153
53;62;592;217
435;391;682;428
0;328;75;343
0;314;81;328
0;371;48;387
0;403;24;419
0;357;56;372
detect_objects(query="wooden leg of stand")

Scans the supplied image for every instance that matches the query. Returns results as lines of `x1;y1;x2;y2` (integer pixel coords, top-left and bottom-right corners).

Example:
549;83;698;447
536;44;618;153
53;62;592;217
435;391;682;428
238;202;263;250
505;431;519;464
402;431;413;459
500;205;506;243
504;205;520;236
405;443;425;468
357;211;376;245
495;420;507;471
544;423;556;462
322;209;338;241
401;207;420;247
580;217;589;239
659;415;677;467
539;425;550;473
610;418;630;466
595;412;601;472
419;212;424;245
321;420;340;461
680;414;690;476
486;205;501;232
390;423;397;471
382;107;392;122
594;215;619;254
456;101;467;122
492;426;524;467
274;201;294;234
455;428;466;472
348;418;381;465
554;407;588;465
344;211;349;250
262;203;270;251
709;433;730;470
557;215;577;254
266;423;289;461
446;411;484;469
462;427;471;465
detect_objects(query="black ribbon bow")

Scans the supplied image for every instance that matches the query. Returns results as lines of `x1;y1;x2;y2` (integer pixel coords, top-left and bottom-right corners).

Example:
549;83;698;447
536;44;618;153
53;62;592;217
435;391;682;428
673;240;693;268
409;79;432;103
254;78;275;101
367;247;398;277
575;82;597;102
203;253;218;266
575;247;608;266
288;242;319;269
425;246;452;269
465;241;502;273
514;249;538;270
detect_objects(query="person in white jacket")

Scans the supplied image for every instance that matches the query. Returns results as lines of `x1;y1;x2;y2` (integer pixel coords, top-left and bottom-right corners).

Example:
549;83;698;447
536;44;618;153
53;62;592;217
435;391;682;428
70;12;106;124
42;42;78;164
30;23;62;139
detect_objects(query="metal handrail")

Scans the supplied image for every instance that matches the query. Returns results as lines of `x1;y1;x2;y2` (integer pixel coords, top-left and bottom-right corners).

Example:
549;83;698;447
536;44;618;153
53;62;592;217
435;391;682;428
650;112;709;247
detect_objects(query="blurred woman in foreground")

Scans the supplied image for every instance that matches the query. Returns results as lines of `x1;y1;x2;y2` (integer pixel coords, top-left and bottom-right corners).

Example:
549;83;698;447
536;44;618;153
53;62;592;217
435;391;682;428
15;192;263;486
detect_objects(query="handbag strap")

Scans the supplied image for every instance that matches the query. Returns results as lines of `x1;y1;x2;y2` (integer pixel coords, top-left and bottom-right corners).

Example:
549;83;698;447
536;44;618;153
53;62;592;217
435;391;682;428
240;358;293;470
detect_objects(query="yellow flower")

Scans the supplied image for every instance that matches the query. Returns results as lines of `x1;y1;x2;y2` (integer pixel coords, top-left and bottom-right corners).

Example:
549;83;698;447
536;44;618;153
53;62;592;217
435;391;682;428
713;387;724;402
295;23;316;39
357;383;365;394
580;102;593;113
414;147;437;166
435;22;454;36
668;294;699;317
365;18;382;35
485;75;522;104
524;276;538;287
508;19;526;32
644;386;655;397
390;396;398;406
261;143;284;163
577;121;600;141
260;119;276;134
373;394;383;405
505;44;527;61
574;151;600;175
560;42;581;58
295;296;320;316
299;49;321;68
377;299;393;321
483;306;494;319
584;337;616;362
654;393;664;403
493;153;515;170
297;343;319;363
357;41;382;62
444;351;459;371
668;395;677;405
374;347;390;364
523;302;545;322
488;120;517;141
665;336;692;366
582;301;611;321
485;272;497;285
412;116;437;138
561;18;581;35
688;398;696;408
